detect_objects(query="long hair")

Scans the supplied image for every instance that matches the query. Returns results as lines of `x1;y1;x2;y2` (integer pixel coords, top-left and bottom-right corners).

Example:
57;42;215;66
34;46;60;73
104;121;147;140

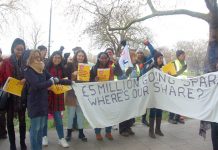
11;38;26;54
46;51;63;70
26;50;41;66
72;49;88;65
95;52;110;68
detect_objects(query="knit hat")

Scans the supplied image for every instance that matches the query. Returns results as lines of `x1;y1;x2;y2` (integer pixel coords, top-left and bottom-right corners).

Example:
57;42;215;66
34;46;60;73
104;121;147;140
11;38;26;54
176;50;185;58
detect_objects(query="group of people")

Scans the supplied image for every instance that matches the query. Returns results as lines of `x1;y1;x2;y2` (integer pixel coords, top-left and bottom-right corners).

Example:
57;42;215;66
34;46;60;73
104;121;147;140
0;37;217;150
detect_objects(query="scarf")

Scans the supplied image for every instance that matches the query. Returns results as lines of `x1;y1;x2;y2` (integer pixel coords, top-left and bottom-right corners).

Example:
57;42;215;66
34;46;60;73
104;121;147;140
29;61;45;74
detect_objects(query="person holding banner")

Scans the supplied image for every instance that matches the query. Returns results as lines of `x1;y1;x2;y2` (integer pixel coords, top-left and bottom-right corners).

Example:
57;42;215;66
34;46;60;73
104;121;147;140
168;50;187;124
65;49;88;142
42;51;72;148
90;52;114;141
105;48;123;80
147;52;165;139
138;40;156;127
0;38;27;150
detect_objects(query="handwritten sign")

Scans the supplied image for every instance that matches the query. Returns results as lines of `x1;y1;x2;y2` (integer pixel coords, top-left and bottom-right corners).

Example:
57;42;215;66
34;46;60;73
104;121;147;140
77;63;90;81
162;61;176;75
97;68;110;81
3;77;24;97
50;84;72;94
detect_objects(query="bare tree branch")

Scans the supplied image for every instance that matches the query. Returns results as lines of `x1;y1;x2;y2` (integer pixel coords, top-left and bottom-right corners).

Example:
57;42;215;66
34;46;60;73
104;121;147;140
109;1;209;31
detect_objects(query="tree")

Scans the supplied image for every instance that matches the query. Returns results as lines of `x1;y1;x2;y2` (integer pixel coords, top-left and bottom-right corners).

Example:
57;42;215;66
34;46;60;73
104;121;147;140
0;0;24;29
107;0;218;64
29;23;43;49
174;40;208;75
67;0;153;56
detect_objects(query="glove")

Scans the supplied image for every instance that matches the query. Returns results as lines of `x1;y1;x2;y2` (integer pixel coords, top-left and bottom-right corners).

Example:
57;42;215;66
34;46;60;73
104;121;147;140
49;77;55;84
125;67;133;77
121;40;126;47
49;77;59;84
53;77;59;84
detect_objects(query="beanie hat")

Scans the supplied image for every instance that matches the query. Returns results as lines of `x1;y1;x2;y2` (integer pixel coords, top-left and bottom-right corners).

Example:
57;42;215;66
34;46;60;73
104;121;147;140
11;38;26;54
176;50;185;58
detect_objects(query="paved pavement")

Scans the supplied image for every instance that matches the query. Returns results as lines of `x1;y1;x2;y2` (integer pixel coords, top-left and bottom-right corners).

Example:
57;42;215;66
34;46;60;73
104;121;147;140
0;119;212;150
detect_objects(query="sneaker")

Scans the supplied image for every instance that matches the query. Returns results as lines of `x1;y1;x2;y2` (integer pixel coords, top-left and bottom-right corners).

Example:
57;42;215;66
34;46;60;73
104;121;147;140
96;134;103;141
42;136;48;146
168;119;177;124
58;138;69;148
105;133;113;140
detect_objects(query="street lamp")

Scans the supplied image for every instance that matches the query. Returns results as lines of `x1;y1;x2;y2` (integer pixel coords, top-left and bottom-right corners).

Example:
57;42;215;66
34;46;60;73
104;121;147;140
48;0;53;57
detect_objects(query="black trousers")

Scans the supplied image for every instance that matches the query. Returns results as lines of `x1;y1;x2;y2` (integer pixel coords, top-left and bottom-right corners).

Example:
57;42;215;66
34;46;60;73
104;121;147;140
119;118;134;134
211;122;218;150
0;110;7;137
7;100;26;147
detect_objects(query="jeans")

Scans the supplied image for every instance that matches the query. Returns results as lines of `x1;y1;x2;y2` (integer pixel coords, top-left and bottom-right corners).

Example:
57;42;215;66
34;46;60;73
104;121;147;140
95;127;112;134
67;106;84;129
30;116;47;150
43;111;64;139
150;108;162;119
211;122;218;150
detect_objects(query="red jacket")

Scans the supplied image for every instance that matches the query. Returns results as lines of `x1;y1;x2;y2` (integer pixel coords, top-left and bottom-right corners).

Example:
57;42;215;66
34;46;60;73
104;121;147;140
0;57;14;86
48;65;65;114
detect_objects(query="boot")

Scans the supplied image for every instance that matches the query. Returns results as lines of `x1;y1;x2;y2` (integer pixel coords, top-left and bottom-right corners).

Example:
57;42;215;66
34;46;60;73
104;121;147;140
19;125;27;150
65;129;72;142
155;117;164;136
149;118;156;139
8;125;17;150
78;129;87;142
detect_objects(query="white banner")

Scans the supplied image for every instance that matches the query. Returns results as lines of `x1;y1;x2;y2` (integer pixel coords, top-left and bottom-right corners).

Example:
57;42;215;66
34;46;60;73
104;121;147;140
73;68;218;128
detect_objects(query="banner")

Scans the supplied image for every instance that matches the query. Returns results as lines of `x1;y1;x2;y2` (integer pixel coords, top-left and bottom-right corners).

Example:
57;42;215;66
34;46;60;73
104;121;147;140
97;68;110;81
3;77;24;96
77;63;90;81
73;68;218;128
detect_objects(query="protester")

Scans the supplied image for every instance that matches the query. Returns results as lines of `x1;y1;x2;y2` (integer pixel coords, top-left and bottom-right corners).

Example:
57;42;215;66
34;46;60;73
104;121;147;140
139;40;156;127
202;40;218;150
147;52;165;138
42;51;72;147
90;52;114;141
168;50;187;124
105;48;123;80
119;41;139;137
0;38;27;150
0;48;7;140
38;45;48;64
65;49;88;142
24;50;71;150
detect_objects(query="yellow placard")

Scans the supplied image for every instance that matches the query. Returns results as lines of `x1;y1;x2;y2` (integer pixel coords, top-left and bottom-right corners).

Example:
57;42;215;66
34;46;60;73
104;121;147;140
50;84;72;95
77;63;90;81
3;77;24;97
161;61;177;75
97;68;110;81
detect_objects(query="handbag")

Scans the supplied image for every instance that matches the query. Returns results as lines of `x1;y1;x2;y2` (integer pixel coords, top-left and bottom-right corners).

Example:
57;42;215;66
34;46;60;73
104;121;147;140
0;89;8;110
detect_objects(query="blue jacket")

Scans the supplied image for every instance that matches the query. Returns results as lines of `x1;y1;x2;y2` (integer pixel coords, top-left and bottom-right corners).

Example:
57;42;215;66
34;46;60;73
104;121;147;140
24;67;53;118
140;42;156;75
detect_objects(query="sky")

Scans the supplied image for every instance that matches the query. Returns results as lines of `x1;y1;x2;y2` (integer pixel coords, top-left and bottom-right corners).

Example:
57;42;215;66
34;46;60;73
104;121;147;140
0;0;209;56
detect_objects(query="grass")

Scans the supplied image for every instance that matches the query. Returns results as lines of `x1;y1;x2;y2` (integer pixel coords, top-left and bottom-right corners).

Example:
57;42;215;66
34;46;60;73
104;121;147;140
13;109;170;130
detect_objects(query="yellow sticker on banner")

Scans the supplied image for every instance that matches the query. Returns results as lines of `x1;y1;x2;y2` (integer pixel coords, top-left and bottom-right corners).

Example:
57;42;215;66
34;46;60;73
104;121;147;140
3;77;24;97
77;63;90;81
97;68;110;81
50;84;72;95
162;61;177;75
